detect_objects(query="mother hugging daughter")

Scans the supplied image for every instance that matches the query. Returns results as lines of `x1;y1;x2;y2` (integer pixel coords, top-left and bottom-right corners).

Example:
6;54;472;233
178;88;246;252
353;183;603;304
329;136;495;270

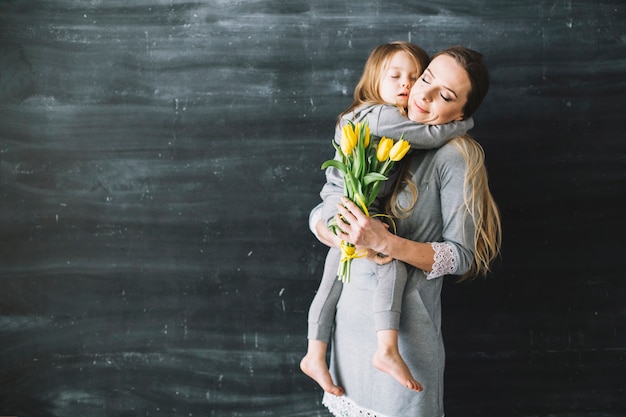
302;42;502;417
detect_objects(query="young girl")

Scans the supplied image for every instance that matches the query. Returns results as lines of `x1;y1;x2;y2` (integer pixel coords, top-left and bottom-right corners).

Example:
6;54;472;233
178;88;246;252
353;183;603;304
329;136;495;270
300;42;473;395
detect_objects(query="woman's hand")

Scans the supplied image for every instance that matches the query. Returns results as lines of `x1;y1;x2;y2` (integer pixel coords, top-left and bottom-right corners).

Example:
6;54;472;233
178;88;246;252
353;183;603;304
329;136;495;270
334;198;391;256
336;197;436;272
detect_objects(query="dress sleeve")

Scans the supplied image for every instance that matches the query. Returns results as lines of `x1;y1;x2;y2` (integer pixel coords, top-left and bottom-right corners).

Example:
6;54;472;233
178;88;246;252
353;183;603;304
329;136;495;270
309;202;323;238
316;123;347;226
319;156;345;226
369;105;474;149
429;144;477;278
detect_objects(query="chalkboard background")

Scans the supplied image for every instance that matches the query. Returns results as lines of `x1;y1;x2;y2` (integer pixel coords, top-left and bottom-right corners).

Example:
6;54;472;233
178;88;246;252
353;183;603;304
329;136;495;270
1;1;624;416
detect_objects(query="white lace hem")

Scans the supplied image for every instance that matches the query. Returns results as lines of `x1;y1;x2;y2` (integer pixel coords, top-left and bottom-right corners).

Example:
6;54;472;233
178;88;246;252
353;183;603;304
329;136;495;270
322;393;391;417
425;242;458;280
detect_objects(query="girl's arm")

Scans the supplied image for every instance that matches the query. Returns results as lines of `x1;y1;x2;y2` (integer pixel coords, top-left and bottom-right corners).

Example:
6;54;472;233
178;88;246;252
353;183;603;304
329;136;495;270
368;104;473;148
318;108;468;239
309;203;342;248
318;146;346;227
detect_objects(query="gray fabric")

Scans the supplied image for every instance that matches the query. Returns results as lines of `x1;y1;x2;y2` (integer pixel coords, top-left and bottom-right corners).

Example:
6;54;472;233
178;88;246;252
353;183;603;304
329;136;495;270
307;249;407;342
322;143;477;417
320;104;473;226
372;259;407;331
307;248;342;342
310;104;472;343
327;261;445;416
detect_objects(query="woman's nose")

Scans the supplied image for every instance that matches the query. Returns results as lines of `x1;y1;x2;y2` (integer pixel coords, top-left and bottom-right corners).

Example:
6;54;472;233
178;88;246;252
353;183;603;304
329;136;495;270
419;87;433;102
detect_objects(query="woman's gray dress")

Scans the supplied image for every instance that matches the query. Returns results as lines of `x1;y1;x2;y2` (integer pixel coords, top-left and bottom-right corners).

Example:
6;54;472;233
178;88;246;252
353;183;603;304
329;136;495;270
320;143;477;417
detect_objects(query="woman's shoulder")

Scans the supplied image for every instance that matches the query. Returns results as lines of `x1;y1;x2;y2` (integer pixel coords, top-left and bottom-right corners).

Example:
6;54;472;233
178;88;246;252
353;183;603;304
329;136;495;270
434;139;464;159
429;136;473;169
437;135;479;155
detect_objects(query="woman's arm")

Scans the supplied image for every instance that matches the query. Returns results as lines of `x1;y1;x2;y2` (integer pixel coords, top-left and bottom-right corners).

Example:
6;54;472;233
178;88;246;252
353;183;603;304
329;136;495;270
334;198;435;271
335;142;478;277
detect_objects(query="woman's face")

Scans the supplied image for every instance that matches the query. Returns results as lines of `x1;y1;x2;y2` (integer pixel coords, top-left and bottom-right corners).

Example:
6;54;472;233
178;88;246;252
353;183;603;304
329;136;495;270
407;54;471;125
379;51;420;108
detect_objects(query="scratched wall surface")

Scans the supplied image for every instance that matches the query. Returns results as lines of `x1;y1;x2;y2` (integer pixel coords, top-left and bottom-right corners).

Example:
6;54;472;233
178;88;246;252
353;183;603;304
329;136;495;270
0;1;624;416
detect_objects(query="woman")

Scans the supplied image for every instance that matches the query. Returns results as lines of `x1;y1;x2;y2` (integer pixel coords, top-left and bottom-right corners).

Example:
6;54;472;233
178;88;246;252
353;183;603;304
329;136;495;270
311;46;502;416
301;41;473;397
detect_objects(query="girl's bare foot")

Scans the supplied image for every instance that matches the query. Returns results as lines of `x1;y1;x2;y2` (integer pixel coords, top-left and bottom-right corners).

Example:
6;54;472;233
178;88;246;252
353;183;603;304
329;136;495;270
300;355;345;396
372;349;423;392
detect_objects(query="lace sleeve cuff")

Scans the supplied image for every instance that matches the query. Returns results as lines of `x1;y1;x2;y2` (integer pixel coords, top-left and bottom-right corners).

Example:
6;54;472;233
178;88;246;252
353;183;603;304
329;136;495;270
425;242;458;280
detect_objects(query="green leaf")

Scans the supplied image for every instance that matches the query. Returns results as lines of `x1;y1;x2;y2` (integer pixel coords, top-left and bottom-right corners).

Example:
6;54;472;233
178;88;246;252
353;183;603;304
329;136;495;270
344;170;359;198
366;181;382;207
321;159;348;174
363;172;388;185
331;140;342;154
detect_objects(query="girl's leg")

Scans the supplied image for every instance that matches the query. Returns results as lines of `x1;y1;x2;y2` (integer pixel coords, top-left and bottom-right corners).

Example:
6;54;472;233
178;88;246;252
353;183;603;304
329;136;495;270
371;260;423;392
373;329;422;392
300;340;344;396
300;248;344;396
306;247;342;341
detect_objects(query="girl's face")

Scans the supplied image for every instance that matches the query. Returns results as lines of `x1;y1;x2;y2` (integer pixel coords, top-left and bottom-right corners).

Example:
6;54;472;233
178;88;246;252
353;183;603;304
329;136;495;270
407;54;471;125
379;51;420;107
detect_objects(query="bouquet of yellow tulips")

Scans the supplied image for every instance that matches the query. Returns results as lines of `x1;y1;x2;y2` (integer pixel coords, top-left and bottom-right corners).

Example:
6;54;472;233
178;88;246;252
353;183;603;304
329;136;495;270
321;120;411;283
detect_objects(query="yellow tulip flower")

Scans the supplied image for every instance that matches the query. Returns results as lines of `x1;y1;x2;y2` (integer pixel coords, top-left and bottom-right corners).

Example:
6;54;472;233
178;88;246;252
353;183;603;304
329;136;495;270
340;124;357;155
376;137;394;162
389;139;411;161
321;119;404;284
355;123;371;148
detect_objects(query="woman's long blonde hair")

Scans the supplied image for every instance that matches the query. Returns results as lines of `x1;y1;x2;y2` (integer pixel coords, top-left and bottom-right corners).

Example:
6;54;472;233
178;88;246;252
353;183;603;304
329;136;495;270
450;135;501;280
388;46;502;281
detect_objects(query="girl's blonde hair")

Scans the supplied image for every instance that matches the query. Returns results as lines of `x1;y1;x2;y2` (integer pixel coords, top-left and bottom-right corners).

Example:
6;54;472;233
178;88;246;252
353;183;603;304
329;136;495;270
338;41;429;124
